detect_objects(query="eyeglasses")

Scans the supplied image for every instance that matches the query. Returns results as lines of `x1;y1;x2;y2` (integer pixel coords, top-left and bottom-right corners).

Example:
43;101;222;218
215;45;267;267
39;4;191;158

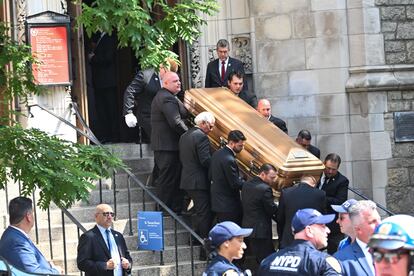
100;212;115;217
372;249;409;264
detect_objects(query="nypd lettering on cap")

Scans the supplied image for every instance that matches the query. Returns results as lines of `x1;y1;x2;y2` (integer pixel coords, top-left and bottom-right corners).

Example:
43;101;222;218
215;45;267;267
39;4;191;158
269;255;302;272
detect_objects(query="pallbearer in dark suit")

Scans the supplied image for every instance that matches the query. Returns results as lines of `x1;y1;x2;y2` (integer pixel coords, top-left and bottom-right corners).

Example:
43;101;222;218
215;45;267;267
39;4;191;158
151;72;188;213
226;72;257;108
277;175;327;249
210;130;246;225
318;153;349;254
179;112;215;239
241;164;278;266
123;58;178;142
256;98;288;133
296;129;321;158
77;204;132;276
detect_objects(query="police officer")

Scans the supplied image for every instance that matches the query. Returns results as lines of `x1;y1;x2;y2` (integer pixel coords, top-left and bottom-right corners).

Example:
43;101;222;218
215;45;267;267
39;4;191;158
368;214;414;276
258;208;342;275
203;221;252;276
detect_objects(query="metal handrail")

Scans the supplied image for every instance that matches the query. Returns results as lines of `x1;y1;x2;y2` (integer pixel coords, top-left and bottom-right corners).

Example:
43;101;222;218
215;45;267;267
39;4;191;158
348;186;395;216
28;102;204;272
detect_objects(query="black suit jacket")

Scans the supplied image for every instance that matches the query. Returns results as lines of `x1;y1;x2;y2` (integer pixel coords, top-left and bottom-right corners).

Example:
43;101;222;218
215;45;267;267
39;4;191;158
179;127;211;190
269;115;288;133
277;183;327;249
123;69;161;136
308;144;321;159
150;88;188;151
241;177;278;239
77;226;132;276
210;146;244;212
318;171;349;235
205;57;245;88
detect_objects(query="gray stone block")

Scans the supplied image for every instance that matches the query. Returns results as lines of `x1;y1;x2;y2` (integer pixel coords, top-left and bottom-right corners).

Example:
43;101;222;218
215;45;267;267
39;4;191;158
256;15;292;41
350;114;385;132
407;41;414;62
388;100;411;111
386;52;407;64
271;95;317;118
349;133;372;160
385;41;405;53
388;168;409;187
381;22;397;32
371;160;388;189
317;134;349;161
386;186;414;216
349;92;388;115
286;117;319;136
351;161;373;191
381;6;406;20
409;167;414;186
316;94;349;116
288;68;348;96
388;91;402;100
311;0;346;11
402;91;414;99
392;143;414;158
318;116;350;134
254;73;289;98
305;36;349;69
257;41;306;72
370;132;392;160
388;157;414;168
313;10;347;36
383;32;396;40
397;22;414;39
388;0;414;4
252;0;309;16
375;0;388;5
293;11;316;38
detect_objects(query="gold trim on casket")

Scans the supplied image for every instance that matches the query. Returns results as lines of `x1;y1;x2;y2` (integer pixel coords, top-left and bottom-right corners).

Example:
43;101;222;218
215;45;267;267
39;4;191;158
184;88;325;190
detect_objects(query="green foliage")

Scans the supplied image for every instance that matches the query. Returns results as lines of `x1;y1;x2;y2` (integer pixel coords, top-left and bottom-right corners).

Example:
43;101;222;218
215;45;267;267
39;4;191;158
0;21;125;209
0;125;125;209
76;0;219;69
0;23;42;105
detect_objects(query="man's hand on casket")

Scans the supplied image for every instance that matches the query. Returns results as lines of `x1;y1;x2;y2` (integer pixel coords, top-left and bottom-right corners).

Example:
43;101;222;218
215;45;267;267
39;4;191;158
125;113;138;128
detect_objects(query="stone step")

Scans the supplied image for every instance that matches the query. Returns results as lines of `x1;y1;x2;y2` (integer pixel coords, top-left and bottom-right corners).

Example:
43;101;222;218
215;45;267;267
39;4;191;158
54;245;205;273
36;202;157;224
133;261;206;276
122;158;154;174
28;215;192;242
103;143;154;159
35;228;194;259
73;187;158;207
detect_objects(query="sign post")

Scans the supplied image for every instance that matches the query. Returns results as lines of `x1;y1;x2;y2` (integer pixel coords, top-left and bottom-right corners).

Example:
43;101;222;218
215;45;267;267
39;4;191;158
26;11;72;86
137;211;164;251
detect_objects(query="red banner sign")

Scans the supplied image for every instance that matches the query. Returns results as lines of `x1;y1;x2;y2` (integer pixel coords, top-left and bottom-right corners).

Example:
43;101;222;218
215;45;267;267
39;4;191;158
29;26;70;85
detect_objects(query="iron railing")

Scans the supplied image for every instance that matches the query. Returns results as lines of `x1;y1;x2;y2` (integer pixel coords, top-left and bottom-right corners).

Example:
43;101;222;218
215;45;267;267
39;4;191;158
24;102;204;275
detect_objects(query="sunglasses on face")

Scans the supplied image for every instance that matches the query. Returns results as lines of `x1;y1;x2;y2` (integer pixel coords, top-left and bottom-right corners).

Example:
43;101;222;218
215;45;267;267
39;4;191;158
372;249;409;264
100;212;115;217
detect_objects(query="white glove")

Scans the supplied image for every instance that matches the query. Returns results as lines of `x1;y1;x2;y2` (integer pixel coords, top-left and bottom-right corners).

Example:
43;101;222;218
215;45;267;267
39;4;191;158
125;113;138;128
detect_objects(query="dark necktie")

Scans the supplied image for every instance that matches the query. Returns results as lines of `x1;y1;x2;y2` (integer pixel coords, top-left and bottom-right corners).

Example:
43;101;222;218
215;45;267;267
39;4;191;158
221;61;226;81
105;229;111;252
321;177;329;189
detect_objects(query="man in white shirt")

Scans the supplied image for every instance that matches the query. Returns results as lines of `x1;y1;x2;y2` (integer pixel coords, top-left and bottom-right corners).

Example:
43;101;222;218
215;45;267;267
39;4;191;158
334;200;381;276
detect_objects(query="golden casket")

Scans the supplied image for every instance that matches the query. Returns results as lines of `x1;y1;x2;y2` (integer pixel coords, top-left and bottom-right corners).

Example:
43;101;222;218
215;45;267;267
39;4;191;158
184;88;324;191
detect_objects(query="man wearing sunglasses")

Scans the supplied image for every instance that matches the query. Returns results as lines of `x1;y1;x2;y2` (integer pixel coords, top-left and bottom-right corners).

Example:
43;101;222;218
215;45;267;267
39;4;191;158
77;204;132;276
368;214;414;276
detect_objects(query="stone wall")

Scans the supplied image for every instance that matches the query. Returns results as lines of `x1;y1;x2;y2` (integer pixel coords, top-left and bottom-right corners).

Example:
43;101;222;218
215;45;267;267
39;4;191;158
376;0;414;64
385;90;414;215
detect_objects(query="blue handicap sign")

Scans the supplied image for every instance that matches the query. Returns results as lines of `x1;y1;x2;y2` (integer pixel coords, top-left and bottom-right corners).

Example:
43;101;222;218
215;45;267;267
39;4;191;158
137;211;164;251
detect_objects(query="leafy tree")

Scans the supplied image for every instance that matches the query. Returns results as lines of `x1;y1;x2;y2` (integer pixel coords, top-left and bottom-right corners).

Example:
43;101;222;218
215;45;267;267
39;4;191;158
77;0;219;69
0;22;124;209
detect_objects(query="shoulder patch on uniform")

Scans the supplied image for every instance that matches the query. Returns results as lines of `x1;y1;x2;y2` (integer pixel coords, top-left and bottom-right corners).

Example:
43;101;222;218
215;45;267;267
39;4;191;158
326;256;342;273
222;269;239;276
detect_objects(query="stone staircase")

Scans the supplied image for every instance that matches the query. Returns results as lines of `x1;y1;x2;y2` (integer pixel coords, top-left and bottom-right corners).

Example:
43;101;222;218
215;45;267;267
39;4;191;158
0;143;206;276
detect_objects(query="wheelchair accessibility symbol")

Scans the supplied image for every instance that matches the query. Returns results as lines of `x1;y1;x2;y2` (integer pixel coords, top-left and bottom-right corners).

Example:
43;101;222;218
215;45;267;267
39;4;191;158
139;230;148;245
